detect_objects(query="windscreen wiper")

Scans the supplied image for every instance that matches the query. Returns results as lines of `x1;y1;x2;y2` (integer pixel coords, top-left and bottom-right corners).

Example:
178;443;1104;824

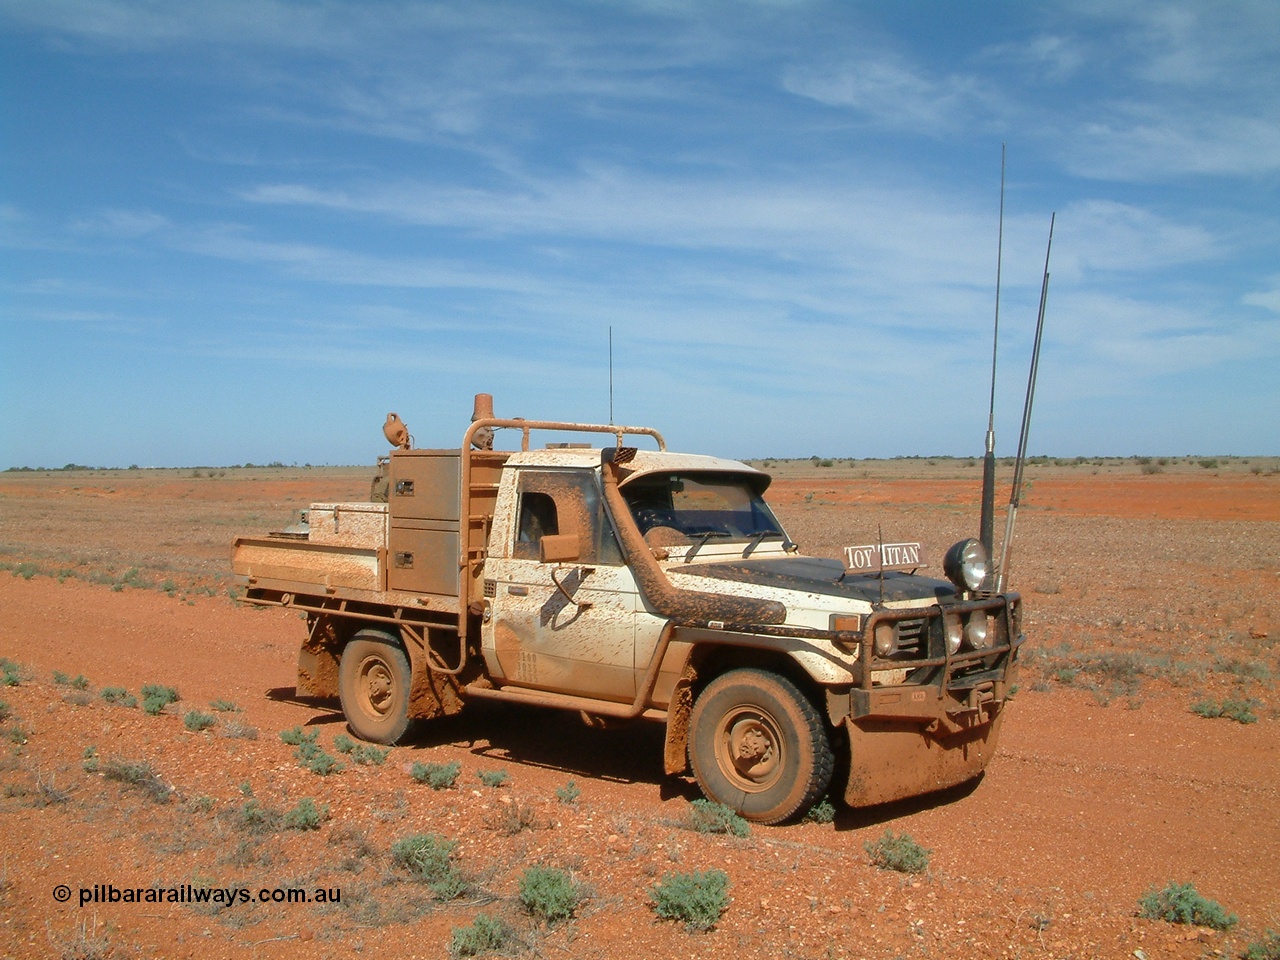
742;531;783;558
684;530;729;563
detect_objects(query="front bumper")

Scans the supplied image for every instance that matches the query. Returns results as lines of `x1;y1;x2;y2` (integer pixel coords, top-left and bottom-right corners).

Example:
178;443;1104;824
839;593;1022;806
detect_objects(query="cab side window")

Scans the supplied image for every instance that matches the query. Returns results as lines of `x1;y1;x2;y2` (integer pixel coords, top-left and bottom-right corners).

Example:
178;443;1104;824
511;470;622;565
514;492;558;559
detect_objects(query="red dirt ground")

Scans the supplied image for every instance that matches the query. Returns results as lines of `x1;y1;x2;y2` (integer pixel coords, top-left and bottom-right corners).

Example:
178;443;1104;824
1;465;1277;959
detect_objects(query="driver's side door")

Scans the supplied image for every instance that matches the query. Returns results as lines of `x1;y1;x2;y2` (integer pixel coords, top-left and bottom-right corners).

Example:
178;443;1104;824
482;468;641;702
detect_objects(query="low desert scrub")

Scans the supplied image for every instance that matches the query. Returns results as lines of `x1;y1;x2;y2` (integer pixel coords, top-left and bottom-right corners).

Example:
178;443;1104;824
449;912;511;958
283;797;329;831
230;798;283;835
2;659;24;687
1211;656;1272;682
183;710;217;732
476;768;509;788
140;683;180;715
489;800;540;836
112;566;147;591
684;799;750;838
33;772;73;807
649;869;730;932
518;866;581;924
209;698;240;712
865;830;930;874
280;726;343;775
333;735;388;766
99;758;171;804
391;833;468;899
1031;647;1181;699
52;671;89;690
300;747;342;776
804;798;837;824
279;725;314;746
328;825;377;873
554;779;580;804
5;721;31;746
411;760;461;790
1137;882;1236;930
222;719;259;740
99;687;137;708
47;914;112;960
1191;698;1260;724
1242;931;1280;960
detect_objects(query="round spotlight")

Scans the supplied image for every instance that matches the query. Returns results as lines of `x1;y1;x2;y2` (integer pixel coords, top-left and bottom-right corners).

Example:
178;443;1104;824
944;538;989;593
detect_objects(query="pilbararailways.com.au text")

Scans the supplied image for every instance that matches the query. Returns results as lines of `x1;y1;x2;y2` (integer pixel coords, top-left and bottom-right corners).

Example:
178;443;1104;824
61;884;341;908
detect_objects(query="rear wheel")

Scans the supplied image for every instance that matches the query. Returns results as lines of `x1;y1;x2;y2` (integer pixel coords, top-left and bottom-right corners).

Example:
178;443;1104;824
339;630;412;744
688;668;833;824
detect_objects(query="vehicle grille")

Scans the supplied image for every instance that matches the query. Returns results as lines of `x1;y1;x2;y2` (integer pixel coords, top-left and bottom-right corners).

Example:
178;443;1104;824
891;617;929;660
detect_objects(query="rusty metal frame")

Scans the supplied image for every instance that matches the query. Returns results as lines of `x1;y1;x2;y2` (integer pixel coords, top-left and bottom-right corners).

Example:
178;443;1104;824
242;588;468;675
859;593;1020;693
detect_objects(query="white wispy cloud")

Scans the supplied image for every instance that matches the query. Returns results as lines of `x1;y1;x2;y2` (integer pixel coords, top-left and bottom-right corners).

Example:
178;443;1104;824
1052;199;1219;275
1242;283;1280;315
781;53;996;135
70;208;170;238
1063;109;1280;181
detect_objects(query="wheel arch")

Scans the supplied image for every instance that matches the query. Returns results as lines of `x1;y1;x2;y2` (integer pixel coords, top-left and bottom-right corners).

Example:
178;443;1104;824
662;641;831;777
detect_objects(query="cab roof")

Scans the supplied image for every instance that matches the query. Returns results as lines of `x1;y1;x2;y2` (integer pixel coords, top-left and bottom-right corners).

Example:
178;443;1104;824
503;447;771;490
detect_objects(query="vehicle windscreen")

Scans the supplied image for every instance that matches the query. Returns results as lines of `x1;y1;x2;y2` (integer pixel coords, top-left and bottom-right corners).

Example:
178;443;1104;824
620;472;787;542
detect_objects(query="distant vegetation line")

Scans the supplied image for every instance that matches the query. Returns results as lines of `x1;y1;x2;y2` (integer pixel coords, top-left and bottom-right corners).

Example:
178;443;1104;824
5;455;1277;473
3;462;356;473
749;455;1274;469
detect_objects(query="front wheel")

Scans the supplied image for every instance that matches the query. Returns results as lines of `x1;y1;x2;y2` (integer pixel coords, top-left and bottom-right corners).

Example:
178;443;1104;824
338;630;412;744
688;668;833;824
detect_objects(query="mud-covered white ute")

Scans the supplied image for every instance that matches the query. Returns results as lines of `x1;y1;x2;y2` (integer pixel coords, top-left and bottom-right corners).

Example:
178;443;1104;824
232;398;1023;824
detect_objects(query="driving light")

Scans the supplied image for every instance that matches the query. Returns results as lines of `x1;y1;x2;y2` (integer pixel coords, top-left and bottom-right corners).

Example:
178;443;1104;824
873;621;898;658
944;538;989;593
944;615;963;655
964;613;991;649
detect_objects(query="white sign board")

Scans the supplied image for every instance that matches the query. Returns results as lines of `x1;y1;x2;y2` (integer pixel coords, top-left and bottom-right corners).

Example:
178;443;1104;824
843;542;925;572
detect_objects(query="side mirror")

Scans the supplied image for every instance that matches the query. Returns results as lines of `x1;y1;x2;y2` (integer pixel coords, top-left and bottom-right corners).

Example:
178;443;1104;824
539;533;581;564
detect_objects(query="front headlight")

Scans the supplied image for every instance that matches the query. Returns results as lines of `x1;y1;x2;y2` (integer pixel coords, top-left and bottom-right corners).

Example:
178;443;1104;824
944;538;989;593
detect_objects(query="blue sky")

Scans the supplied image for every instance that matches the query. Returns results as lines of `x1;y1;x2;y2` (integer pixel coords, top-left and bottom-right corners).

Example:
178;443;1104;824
2;0;1277;468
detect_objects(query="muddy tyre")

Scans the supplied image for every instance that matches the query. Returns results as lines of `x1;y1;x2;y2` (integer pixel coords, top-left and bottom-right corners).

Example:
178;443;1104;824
689;668;833;824
338;630;412;744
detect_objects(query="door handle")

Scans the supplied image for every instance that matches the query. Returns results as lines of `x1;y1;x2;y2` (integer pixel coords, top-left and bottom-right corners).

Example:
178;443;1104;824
507;585;528;596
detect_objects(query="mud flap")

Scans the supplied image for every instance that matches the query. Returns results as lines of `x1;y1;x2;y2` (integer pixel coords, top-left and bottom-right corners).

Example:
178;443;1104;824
842;709;1005;808
297;616;341;697
402;637;468;721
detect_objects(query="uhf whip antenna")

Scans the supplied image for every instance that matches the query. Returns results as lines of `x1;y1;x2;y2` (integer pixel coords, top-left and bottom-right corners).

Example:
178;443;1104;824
979;144;1006;573
997;211;1055;593
608;326;614;424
